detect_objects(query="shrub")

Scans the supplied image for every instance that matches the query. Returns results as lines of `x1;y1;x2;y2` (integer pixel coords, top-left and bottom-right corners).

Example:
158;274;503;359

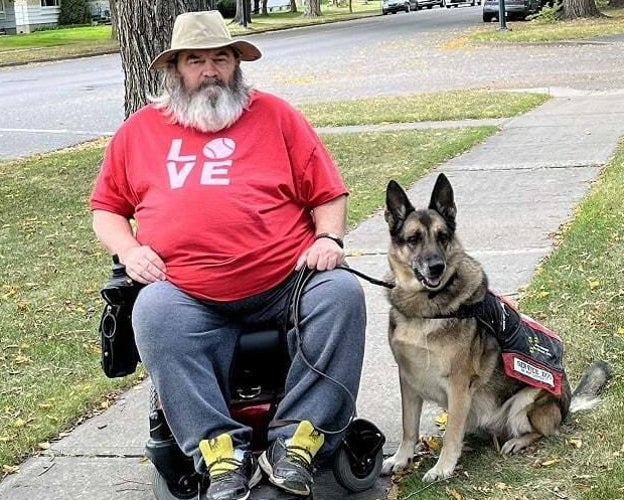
529;0;563;22
216;0;237;17
59;0;90;26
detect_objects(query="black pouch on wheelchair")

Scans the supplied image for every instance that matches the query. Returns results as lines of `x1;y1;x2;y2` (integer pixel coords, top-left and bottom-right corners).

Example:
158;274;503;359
99;255;143;378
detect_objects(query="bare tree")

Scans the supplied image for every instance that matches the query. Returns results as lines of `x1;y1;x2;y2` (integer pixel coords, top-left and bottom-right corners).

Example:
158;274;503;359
233;0;253;24
109;0;118;40
304;0;322;16
115;0;206;118
561;0;602;18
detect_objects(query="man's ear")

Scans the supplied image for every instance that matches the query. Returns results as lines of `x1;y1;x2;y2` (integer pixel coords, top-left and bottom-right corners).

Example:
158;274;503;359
385;180;414;237
428;173;456;232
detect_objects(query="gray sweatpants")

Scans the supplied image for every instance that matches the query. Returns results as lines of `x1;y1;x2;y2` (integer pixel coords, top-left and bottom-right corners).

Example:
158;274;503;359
132;268;366;470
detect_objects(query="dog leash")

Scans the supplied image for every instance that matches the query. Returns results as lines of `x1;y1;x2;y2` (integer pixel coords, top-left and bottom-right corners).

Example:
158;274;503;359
337;264;395;289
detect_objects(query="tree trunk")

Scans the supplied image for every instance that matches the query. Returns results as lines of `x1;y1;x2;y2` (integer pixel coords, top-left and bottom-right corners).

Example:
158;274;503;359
290;0;298;12
234;0;253;24
109;0;118;41
116;1;206;119
561;0;601;18
304;0;322;16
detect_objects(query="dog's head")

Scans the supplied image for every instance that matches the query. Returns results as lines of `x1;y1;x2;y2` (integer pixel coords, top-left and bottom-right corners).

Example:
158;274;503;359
384;174;459;291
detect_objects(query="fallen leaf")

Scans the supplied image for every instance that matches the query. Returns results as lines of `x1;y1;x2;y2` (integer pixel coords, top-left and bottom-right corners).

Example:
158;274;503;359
434;412;448;429
541;458;560;466
446;487;462;499
12;418;25;429
2;465;19;475
37;442;50;451
568;438;582;448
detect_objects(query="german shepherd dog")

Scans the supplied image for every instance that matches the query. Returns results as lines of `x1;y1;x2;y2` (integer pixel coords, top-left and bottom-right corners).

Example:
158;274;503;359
381;173;610;482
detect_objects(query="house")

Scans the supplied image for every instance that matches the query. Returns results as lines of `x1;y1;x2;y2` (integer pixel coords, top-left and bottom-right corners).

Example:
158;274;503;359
0;0;110;35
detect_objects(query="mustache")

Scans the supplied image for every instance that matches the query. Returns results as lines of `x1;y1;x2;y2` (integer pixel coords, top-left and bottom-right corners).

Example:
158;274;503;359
197;77;227;91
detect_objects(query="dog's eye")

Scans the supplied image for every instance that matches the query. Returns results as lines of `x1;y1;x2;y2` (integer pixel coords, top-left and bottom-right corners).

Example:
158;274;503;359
406;234;421;246
437;231;450;246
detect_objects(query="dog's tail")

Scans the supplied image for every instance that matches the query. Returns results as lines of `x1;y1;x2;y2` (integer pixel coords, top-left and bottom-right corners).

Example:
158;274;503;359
569;360;611;413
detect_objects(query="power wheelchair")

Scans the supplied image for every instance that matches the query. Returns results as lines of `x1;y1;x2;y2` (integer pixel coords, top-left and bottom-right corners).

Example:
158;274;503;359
99;256;385;499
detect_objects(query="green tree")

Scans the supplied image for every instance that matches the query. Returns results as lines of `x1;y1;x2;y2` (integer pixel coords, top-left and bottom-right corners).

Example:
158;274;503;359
58;0;90;25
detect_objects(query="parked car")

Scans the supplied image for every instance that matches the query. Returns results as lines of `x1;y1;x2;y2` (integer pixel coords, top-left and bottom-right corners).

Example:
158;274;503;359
382;0;411;13
413;0;444;9
444;0;477;7
482;0;542;21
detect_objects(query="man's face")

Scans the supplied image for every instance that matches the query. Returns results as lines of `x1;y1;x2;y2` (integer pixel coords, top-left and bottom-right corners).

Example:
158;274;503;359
176;48;238;93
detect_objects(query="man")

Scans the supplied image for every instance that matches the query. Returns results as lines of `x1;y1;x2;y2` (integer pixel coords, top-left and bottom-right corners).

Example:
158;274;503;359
90;10;366;500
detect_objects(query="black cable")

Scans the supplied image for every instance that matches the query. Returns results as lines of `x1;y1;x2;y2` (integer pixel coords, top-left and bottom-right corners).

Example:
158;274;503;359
289;267;357;436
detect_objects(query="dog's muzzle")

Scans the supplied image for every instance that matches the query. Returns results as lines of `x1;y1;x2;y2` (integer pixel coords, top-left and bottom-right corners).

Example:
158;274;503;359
413;259;445;290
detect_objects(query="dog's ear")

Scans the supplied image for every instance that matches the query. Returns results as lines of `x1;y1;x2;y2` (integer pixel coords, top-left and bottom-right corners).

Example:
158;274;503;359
385;180;414;236
429;174;456;232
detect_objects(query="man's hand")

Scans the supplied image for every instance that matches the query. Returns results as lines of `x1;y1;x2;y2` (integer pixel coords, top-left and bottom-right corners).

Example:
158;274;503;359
120;246;167;284
296;238;345;271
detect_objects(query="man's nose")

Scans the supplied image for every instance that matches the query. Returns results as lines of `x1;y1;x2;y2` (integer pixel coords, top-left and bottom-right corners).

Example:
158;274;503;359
200;61;219;78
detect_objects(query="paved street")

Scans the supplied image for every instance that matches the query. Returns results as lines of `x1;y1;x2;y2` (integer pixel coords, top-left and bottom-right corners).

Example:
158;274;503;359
1;8;624;160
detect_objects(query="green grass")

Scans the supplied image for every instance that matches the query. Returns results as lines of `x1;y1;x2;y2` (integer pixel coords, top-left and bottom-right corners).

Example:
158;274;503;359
0;142;137;469
0;25;112;49
393;141;624;499
0;25;119;66
467;7;624;43
228;0;383;35
298;91;550;126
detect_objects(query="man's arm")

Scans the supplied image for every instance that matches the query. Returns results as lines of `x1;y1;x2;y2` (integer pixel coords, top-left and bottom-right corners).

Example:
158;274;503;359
296;195;347;271
92;209;166;284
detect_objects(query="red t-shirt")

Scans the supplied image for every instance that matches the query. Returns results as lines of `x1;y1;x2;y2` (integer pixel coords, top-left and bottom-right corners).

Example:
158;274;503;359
90;90;347;301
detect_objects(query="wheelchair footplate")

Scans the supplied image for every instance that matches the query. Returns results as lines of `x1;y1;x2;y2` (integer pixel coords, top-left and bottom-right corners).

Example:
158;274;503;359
251;481;312;499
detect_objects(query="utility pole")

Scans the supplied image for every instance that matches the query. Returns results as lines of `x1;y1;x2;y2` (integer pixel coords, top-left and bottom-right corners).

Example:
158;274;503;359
498;0;508;30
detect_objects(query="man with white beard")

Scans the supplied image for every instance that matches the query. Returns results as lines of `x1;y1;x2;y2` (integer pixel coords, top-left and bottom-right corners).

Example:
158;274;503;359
89;10;366;500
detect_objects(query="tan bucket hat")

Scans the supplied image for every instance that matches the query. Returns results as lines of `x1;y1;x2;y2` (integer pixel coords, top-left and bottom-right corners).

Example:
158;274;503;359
149;11;262;70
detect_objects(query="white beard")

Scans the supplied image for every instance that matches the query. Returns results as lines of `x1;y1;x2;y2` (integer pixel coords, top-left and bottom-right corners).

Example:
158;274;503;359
152;68;250;133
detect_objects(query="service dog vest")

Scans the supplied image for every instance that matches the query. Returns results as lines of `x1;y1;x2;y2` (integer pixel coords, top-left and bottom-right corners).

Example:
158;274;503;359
445;292;564;396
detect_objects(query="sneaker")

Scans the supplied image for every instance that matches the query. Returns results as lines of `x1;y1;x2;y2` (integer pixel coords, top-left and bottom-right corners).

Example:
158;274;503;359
259;420;324;496
199;433;261;500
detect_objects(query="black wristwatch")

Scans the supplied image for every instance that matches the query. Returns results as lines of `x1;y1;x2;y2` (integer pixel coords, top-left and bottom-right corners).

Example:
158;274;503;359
315;232;344;249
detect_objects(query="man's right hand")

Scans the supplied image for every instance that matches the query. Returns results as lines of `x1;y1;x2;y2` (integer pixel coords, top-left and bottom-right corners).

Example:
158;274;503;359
120;246;167;284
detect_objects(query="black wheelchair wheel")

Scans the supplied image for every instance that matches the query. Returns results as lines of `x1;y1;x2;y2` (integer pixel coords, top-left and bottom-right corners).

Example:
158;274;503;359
150;467;201;500
332;444;383;492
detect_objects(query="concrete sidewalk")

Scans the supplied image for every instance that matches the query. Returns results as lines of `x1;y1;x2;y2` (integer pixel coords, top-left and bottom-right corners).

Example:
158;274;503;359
2;91;624;500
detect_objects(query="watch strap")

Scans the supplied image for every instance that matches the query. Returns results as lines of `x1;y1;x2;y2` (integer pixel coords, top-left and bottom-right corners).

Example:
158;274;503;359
315;232;344;249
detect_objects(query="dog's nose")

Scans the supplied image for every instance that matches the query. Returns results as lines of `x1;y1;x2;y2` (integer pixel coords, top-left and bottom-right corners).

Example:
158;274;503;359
428;260;445;278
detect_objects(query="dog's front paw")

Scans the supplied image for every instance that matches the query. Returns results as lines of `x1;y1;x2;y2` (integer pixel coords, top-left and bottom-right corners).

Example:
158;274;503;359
381;452;411;476
500;435;532;455
422;463;455;483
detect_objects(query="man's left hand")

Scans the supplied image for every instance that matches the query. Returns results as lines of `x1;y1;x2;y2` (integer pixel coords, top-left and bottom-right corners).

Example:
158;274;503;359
296;238;345;271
